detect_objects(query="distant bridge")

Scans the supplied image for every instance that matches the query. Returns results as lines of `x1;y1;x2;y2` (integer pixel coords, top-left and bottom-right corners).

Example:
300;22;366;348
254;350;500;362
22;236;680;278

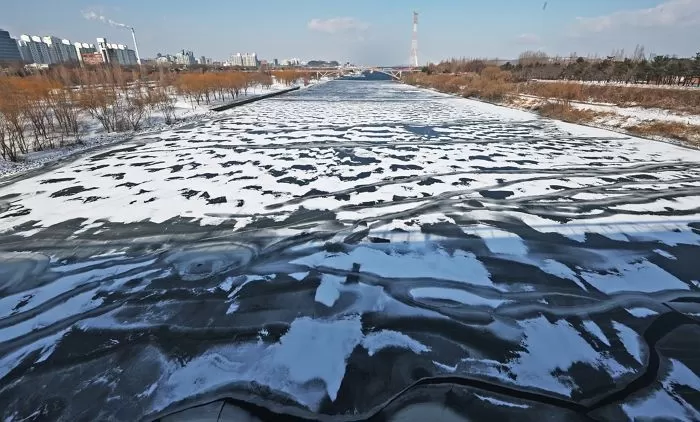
311;66;421;81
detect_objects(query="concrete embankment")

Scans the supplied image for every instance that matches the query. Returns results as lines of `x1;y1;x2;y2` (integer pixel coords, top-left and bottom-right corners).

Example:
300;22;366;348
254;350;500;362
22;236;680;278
211;87;300;112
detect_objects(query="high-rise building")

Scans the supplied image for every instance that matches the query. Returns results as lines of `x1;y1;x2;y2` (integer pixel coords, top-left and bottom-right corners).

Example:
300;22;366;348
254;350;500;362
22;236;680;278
230;52;258;68
74;42;100;65
0;29;21;63
18;35;51;64
155;54;173;65
62;39;78;63
17;39;31;63
41;36;78;64
174;49;195;65
17;34;79;65
230;53;243;67
281;58;300;66
242;52;258;67
42;36;63;63
96;37;137;66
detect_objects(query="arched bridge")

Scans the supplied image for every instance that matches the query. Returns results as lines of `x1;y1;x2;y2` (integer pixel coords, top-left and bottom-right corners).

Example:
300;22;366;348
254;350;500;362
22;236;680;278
312;66;421;81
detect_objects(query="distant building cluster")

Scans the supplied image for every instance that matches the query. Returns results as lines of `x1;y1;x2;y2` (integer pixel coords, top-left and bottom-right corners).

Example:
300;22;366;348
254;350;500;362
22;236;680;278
220;54;311;69
96;38;138;66
227;52;258;68
280;58;303;66
155;50;211;66
0;28;138;66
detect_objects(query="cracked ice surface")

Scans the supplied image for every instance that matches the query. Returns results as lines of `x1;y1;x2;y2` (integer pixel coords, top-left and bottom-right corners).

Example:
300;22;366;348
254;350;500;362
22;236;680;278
1;80;700;421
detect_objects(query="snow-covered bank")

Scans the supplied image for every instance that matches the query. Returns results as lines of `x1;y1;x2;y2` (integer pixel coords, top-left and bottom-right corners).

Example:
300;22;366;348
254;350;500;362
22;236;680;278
531;78;700;91
506;93;700;147
514;94;700;126
0;80;322;179
0;100;213;179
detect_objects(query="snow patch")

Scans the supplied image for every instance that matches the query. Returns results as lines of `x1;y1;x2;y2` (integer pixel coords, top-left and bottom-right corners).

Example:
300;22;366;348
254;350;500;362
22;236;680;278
583;320;610;346
409;287;508;308
361;330;430;356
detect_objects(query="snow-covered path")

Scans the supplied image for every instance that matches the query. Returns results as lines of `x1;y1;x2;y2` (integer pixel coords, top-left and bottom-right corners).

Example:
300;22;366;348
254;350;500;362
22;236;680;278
1;81;700;421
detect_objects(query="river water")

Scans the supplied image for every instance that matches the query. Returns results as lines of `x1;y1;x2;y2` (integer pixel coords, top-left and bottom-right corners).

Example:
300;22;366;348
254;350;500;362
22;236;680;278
1;80;700;421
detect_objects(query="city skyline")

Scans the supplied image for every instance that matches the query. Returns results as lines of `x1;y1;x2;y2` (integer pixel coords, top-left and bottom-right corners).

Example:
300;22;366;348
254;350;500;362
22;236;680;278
2;27;333;67
1;0;699;66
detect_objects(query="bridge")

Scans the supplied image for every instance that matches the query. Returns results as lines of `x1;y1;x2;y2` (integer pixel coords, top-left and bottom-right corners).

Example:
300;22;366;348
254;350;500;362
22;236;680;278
308;11;421;82
311;66;421;81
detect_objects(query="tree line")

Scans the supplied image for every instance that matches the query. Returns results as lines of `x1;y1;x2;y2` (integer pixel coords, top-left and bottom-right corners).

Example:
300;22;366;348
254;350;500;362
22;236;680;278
424;49;700;86
405;64;700;114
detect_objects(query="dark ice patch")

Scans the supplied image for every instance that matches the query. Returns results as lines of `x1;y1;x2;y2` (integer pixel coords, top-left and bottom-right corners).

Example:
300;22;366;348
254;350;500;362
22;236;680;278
338;171;372;182
390;164;423;171
345;228;370;244
104;173;125;180
336;150;381;166
469;155;494;162
356;186;377;194
207;196;227;205
302;189;328;197
452;178;475;186
220;160;247;168
386;154;416;161
82;196;103;204
116;182;141;189
40;178;74;184
188;173;219;180
292;164;315;171
278;177;318;186
479;190;514;200
369;237;390;243
180;189;200;199
404;125;441;137
1;208;31;218
421;222;478;239
130;161;161;167
418;177;443;186
630;174;659;180
50;186;96;198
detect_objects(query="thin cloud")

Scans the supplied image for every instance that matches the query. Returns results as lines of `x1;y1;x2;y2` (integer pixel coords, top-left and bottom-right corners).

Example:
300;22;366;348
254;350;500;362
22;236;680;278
516;33;541;44
308;17;369;34
574;0;700;33
81;9;130;29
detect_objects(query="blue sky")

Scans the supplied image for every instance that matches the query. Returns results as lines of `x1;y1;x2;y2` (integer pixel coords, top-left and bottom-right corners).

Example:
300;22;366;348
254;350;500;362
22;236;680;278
1;0;699;65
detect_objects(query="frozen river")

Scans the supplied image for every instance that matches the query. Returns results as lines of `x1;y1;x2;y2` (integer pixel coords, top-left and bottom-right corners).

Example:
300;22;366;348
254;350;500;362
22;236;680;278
1;80;700;421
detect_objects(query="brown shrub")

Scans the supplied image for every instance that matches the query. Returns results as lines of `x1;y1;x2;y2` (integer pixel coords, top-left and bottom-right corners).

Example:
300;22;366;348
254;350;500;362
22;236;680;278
628;121;700;145
521;82;700;114
404;67;515;101
536;101;601;124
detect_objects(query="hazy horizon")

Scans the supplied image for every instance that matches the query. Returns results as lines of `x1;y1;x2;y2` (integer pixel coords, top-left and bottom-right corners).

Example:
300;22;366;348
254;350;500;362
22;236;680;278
2;0;699;65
